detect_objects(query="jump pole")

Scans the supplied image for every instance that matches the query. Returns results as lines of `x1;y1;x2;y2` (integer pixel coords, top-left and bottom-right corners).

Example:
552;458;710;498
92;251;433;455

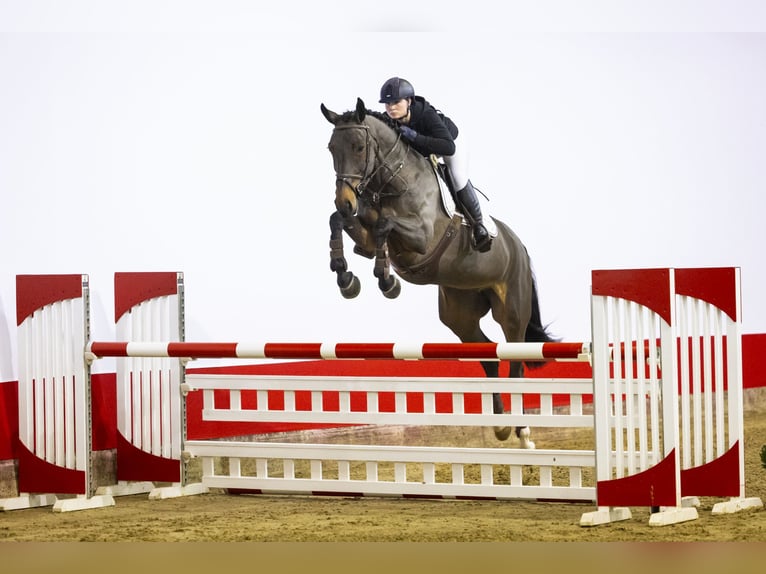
85;341;590;361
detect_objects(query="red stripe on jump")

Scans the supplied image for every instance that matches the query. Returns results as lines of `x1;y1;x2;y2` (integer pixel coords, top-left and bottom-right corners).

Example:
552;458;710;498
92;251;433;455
613;341;654;360
114;272;180;323
16;274;85;326
167;342;238;358
334;343;395;358
89;342;130;357
263;343;323;359
675;267;739;322
541;342;585;359
17;441;86;494
596;449;678;507
422;343;498;359
591;268;673;324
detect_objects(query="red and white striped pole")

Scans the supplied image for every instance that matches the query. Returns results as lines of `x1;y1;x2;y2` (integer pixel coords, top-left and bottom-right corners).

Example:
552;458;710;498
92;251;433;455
86;341;590;361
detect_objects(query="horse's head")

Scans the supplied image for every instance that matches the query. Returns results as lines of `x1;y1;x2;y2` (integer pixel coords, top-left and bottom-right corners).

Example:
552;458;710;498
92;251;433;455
321;98;368;217
321;98;402;218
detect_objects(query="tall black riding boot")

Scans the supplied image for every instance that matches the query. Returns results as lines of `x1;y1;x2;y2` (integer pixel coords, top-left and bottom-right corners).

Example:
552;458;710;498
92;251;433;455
456;180;492;252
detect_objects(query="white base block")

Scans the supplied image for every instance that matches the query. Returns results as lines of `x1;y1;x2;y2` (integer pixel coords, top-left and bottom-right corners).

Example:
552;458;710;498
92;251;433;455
711;497;764;515
580;506;632;526
52;494;116;513
0;493;58;511
148;482;209;500
96;481;154;496
96;481;156;497
681;496;701;508
648;506;699;526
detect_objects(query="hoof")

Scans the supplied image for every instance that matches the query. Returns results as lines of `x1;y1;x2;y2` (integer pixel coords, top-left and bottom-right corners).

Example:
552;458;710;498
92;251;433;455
516;426;535;449
381;277;401;299
494;426;513;441
340;275;361;299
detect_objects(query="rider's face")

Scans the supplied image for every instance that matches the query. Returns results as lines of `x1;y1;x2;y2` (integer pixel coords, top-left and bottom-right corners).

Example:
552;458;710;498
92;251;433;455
384;98;410;121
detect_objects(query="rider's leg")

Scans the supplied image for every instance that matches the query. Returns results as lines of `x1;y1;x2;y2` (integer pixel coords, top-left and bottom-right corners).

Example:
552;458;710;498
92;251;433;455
455;181;491;252
445;140;491;253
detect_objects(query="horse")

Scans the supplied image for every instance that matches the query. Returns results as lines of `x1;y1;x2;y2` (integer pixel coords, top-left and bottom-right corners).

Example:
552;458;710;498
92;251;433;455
320;98;555;444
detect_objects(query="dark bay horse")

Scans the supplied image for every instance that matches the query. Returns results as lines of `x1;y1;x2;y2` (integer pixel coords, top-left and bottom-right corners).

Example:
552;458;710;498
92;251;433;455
321;98;554;444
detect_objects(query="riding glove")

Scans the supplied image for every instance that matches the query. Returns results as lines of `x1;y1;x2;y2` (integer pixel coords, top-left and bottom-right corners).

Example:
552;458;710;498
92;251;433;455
399;126;417;141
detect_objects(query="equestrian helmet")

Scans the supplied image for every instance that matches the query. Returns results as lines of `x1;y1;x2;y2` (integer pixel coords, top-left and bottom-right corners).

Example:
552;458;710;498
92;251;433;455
379;77;415;103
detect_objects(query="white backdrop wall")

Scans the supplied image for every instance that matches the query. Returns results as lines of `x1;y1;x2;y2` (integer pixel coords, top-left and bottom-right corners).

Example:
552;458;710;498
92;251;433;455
2;1;766;379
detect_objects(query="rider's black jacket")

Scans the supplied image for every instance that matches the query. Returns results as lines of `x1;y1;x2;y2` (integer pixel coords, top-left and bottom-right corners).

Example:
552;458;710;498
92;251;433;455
403;96;459;158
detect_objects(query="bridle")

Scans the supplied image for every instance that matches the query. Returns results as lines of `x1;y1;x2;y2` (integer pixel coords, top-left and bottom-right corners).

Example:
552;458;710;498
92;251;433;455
332;122;408;206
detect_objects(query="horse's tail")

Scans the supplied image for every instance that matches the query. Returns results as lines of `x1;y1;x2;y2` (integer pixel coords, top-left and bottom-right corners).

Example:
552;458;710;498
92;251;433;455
523;272;558;370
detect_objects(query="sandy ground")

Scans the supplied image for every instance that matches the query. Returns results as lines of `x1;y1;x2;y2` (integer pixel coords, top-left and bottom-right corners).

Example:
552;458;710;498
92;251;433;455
2;400;764;544
1;480;763;543
2;399;765;574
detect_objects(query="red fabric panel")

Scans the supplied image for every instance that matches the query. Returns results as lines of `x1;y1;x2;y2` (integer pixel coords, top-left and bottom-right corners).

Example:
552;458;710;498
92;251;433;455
114;272;179;322
15;274;83;326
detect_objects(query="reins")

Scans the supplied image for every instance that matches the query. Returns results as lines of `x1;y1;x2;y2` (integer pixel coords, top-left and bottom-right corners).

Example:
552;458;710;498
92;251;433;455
333;122;408;205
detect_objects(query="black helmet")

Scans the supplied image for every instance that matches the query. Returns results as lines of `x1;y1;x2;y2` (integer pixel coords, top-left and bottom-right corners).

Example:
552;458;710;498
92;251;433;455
379;77;415;103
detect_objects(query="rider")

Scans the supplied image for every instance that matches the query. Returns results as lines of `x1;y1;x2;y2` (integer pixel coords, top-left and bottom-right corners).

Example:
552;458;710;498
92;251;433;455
379;76;491;252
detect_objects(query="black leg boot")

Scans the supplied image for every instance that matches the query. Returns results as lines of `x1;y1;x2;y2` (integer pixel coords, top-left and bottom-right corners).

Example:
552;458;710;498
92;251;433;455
456;180;492;252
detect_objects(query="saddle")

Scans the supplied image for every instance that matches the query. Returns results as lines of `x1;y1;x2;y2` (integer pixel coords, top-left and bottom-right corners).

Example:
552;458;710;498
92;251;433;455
429;156;498;238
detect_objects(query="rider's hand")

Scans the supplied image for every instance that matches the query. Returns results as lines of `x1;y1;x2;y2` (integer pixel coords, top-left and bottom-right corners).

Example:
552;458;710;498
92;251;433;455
399;126;417;141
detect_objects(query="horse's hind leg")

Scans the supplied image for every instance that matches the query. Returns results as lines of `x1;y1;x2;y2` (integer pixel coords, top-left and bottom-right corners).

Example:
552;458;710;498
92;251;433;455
485;359;534;446
488;363;514;442
489;283;536;449
438;287;513;441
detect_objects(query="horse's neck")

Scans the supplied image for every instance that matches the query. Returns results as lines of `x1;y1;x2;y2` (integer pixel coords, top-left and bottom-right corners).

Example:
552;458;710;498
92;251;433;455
371;137;452;260
367;119;446;219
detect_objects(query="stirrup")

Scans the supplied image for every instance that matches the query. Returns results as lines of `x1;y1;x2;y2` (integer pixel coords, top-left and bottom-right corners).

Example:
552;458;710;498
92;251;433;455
472;225;492;253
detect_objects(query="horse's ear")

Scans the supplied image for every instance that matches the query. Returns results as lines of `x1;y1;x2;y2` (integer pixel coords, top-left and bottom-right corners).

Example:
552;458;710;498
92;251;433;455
321;103;339;125
354;98;366;122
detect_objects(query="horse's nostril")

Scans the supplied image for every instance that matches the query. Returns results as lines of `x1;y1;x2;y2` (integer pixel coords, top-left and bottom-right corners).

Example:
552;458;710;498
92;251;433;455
336;198;355;217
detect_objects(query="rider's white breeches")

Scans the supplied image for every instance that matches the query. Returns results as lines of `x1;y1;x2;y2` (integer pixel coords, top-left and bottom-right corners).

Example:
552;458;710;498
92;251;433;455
444;136;469;191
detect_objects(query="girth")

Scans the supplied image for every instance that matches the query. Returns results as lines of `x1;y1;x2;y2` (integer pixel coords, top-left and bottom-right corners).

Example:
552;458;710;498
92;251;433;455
391;215;462;278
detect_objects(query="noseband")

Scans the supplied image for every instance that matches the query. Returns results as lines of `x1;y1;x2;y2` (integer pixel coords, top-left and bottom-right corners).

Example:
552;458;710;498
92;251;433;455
333;123;408;205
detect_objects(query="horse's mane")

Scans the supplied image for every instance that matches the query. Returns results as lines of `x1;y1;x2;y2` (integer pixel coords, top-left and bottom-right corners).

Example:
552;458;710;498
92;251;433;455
337;108;400;132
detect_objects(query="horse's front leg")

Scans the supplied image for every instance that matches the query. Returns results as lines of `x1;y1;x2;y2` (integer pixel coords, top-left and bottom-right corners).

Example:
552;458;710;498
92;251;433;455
329;211;361;299
373;217;401;299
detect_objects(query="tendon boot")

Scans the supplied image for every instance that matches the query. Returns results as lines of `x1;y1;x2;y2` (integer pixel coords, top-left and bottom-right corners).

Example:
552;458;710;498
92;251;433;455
456;180;492;252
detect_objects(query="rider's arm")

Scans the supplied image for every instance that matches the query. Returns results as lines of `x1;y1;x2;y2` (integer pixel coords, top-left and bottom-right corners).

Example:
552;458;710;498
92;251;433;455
409;108;456;157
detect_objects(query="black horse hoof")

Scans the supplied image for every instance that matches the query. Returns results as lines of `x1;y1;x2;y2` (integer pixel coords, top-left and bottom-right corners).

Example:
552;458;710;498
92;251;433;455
340;275;361;299
381;277;401;299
